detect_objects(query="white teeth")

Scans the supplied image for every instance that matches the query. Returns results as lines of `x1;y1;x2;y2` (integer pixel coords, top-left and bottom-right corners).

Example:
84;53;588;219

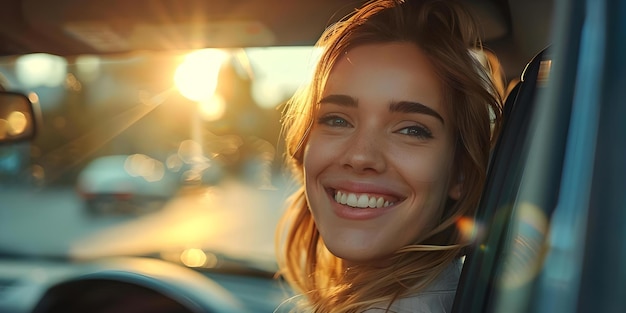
368;197;377;208
347;193;358;207
333;190;394;209
357;194;369;207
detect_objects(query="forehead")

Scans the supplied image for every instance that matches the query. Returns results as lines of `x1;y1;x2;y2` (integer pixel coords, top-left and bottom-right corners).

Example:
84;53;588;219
323;42;445;115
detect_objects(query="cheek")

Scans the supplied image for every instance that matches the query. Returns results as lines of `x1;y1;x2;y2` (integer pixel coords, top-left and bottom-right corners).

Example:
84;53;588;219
302;133;333;216
394;146;454;184
302;134;319;176
302;126;346;166
302;132;333;186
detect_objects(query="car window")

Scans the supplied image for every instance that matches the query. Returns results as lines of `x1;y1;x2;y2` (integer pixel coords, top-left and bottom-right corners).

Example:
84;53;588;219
0;47;319;263
454;0;626;312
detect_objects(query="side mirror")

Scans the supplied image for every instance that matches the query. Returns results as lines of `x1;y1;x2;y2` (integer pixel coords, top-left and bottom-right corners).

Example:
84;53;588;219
0;91;36;144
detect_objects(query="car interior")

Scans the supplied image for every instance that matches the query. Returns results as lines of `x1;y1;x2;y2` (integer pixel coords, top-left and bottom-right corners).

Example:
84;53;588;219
2;0;625;312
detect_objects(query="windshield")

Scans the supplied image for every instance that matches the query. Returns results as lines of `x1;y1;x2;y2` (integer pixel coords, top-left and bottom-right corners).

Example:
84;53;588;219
0;47;318;269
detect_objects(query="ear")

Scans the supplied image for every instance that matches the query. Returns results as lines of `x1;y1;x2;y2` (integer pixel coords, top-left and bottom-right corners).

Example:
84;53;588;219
448;175;463;200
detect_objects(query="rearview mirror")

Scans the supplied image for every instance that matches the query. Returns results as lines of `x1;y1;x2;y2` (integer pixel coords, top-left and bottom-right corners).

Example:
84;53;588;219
0;91;36;144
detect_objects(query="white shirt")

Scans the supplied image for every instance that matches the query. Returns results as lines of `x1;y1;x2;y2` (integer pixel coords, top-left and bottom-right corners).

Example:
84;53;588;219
363;258;463;313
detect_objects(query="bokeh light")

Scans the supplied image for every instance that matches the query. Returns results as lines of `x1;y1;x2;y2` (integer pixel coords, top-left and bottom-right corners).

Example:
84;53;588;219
124;154;165;182
457;216;479;243
177;140;205;165
6;111;28;135
499;202;549;288
16;53;67;88
180;248;207;267
28;92;39;104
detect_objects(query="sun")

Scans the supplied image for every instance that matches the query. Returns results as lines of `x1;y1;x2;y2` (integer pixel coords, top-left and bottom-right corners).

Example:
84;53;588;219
174;49;228;102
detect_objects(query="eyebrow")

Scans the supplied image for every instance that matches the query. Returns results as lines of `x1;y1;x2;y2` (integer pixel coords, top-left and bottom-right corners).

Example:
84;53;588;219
318;94;358;107
389;101;444;124
318;94;444;124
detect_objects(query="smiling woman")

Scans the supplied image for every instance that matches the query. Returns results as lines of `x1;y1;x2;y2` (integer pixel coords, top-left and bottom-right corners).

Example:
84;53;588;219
305;42;458;264
276;0;504;312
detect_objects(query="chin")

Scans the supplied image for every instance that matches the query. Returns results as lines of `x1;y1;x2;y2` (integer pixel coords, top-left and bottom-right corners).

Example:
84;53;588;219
322;234;397;265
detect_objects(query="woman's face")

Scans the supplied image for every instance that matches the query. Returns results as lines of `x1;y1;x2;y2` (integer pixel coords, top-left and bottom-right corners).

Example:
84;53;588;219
303;42;461;264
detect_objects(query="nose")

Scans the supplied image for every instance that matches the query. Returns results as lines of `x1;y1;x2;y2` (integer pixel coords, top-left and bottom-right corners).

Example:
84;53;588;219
340;128;386;173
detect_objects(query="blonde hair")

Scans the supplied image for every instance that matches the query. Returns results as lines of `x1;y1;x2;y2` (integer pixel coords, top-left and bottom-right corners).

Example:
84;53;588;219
276;0;504;311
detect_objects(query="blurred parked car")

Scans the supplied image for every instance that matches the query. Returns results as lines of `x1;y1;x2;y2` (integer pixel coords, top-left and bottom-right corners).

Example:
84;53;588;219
76;154;180;215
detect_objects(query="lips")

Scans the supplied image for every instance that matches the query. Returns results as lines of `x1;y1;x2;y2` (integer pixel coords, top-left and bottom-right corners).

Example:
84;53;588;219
333;189;399;209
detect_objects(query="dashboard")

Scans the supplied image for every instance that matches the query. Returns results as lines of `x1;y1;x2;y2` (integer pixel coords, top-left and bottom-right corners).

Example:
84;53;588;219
0;257;292;313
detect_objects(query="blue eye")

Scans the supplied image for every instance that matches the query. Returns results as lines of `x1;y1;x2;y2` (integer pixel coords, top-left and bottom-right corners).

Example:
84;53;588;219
397;126;433;139
317;115;351;128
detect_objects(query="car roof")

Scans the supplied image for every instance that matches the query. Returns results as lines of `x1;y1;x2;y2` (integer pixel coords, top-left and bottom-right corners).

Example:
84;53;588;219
0;0;553;80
